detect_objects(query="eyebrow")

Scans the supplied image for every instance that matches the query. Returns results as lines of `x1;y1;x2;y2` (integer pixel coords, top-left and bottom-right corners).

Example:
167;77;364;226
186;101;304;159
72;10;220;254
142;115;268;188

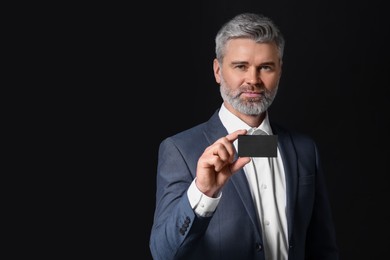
230;61;276;66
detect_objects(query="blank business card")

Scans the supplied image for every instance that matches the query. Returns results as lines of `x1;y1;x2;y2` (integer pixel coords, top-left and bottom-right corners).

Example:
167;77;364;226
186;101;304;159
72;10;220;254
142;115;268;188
237;135;278;157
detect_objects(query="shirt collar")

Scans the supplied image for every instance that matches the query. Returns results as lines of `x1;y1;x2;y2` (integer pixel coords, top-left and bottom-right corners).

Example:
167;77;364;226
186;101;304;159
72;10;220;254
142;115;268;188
218;103;273;135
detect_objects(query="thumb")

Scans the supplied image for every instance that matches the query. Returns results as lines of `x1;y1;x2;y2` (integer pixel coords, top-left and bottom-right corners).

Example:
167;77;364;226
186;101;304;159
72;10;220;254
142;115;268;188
230;157;251;174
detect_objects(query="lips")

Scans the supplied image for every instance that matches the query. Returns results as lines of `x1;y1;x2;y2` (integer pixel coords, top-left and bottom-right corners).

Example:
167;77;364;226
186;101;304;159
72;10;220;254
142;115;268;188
241;91;263;98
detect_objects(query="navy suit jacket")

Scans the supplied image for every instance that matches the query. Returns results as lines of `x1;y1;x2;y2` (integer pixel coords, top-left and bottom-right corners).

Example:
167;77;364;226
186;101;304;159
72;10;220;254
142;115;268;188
150;109;339;260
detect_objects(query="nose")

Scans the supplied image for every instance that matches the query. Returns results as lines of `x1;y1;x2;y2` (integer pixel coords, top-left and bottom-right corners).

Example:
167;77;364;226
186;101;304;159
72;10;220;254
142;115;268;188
246;68;261;84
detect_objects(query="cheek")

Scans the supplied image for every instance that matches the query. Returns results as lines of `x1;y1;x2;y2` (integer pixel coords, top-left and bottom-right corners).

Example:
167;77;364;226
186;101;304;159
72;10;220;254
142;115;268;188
263;74;280;88
224;73;244;87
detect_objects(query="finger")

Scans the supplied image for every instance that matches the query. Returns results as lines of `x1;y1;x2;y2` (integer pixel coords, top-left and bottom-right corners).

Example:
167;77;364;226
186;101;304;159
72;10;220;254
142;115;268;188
225;129;247;142
212;143;231;161
213;156;228;172
204;129;248;168
213;130;246;161
230;157;251;173
198;153;229;173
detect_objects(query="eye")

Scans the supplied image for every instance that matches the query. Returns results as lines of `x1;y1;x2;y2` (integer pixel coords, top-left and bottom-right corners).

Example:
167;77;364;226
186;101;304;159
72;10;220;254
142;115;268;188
234;64;247;71
260;65;273;71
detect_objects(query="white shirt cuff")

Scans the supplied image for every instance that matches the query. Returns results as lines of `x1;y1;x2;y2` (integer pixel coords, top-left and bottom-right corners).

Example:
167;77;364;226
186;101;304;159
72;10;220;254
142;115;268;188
187;178;221;217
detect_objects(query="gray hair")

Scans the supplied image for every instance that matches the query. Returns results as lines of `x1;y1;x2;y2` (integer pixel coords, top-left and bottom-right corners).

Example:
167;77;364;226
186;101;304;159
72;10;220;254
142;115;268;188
215;13;285;63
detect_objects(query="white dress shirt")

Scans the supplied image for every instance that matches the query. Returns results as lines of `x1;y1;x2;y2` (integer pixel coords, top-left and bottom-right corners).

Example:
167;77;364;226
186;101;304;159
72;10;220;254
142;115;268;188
188;103;288;259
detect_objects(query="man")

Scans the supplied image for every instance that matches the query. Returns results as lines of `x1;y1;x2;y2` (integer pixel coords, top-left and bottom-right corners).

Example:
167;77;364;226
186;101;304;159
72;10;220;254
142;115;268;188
149;13;339;260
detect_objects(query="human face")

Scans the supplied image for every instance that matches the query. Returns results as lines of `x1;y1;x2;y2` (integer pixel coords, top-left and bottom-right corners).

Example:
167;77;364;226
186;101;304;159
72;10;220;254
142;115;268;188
213;38;282;116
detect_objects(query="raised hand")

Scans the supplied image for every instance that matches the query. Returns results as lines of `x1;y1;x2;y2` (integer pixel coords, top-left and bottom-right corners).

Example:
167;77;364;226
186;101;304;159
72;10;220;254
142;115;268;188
195;129;251;197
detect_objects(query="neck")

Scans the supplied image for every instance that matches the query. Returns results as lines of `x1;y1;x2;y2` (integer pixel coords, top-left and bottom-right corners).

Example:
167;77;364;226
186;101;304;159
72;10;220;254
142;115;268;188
224;101;266;127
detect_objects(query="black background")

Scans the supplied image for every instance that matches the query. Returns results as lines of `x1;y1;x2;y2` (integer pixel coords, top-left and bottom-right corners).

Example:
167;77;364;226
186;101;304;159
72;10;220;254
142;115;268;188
94;0;390;259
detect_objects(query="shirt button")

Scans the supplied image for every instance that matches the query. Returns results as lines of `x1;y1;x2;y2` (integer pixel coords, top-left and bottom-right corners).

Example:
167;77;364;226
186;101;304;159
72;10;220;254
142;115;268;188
255;243;263;251
265;220;270;226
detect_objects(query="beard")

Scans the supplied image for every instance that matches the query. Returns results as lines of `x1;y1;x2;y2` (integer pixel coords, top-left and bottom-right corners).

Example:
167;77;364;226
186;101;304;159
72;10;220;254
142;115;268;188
219;76;279;116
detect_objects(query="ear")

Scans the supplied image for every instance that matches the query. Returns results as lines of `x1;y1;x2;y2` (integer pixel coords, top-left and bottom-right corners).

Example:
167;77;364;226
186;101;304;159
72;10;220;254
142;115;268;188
213;58;221;84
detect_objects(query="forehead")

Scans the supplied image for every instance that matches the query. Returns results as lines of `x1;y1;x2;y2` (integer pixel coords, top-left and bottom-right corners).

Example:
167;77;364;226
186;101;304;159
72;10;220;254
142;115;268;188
224;38;280;62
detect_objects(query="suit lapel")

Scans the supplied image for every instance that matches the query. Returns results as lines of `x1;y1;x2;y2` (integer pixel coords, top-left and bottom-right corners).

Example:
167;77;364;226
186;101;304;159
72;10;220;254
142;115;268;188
272;125;298;241
230;169;262;234
204;110;262;235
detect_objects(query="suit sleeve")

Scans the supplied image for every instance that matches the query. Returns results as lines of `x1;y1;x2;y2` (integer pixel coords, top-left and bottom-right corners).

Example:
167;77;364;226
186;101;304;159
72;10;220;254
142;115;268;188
305;143;339;259
149;137;212;260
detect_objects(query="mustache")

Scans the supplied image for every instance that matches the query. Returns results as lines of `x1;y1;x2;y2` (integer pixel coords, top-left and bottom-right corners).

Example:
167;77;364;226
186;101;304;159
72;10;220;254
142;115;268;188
237;86;267;98
239;85;266;93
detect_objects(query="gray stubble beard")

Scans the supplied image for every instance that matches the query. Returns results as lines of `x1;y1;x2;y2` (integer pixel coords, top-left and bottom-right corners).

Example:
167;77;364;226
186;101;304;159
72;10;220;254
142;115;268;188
219;76;279;116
